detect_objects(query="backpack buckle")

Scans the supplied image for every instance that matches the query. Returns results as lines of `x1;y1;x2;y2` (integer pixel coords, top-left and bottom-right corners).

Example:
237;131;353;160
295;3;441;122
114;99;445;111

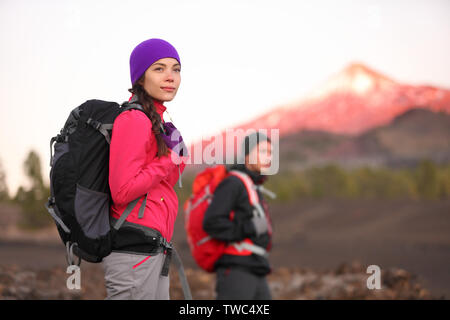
66;241;81;267
47;196;55;206
86;118;102;130
159;237;173;250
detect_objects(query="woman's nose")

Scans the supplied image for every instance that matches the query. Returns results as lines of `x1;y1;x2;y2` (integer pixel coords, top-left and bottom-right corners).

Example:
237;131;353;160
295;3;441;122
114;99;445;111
165;71;174;82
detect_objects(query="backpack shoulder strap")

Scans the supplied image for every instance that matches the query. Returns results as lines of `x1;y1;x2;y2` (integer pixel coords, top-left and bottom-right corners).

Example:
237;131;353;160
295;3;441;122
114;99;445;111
120;95;148;117
120;101;145;114
229;170;266;218
112;193;148;230
227;170;270;257
120;99;165;133
228;170;258;205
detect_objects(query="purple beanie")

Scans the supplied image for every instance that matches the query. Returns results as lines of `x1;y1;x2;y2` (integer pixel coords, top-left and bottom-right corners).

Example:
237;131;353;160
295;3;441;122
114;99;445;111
129;38;181;85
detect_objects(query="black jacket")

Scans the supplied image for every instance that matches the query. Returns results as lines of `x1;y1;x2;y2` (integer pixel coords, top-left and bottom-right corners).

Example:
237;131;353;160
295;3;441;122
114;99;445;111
203;163;273;276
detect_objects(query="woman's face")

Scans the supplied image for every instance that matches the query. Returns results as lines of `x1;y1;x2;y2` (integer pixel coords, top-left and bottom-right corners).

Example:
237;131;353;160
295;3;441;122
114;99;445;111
139;57;181;102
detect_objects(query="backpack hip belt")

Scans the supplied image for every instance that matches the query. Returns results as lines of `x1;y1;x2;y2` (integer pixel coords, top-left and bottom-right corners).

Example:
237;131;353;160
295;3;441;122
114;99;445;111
224;239;269;258
110;216;192;299
110;215;173;275
197;235;268;258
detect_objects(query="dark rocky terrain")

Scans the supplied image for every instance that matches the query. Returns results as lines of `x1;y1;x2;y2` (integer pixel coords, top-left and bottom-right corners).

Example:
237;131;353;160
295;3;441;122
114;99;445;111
1;198;449;300
0;261;435;300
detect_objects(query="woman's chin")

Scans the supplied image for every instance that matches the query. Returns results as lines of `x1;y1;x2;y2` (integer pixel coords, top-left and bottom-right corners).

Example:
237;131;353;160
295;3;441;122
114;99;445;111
159;92;177;102
149;92;175;103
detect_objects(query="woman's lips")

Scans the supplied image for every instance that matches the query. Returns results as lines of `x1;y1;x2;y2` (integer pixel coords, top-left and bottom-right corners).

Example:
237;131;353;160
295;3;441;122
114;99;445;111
161;87;175;92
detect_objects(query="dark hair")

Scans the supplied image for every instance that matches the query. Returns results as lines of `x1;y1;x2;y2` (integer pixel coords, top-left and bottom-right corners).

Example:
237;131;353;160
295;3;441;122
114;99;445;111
128;75;169;158
242;132;272;157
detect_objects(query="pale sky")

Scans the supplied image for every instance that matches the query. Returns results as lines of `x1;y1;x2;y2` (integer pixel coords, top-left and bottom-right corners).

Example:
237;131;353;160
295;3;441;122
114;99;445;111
1;0;449;195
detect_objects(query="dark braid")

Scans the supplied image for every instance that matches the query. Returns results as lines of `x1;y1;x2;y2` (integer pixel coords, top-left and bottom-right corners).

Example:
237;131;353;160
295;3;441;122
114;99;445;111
128;76;169;158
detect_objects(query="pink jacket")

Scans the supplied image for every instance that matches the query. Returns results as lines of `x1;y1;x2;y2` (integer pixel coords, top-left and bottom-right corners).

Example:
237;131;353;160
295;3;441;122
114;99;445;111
109;98;187;242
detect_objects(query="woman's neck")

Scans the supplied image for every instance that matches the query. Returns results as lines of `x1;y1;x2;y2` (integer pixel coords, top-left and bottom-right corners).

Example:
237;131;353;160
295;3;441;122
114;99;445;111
152;98;164;105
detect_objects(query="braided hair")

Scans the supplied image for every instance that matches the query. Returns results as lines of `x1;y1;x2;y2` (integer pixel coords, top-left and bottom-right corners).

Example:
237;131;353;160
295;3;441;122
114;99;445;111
128;75;169;158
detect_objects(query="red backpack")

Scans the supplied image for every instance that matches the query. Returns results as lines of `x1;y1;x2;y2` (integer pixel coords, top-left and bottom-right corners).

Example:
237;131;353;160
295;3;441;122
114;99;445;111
183;165;270;272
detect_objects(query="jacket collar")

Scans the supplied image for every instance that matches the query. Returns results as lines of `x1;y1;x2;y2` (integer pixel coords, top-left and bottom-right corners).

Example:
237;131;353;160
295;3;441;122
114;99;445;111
228;163;268;185
153;99;167;117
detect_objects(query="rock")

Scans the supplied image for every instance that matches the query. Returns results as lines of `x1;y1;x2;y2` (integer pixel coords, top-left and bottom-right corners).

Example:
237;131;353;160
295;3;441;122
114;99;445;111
14;271;36;284
0;272;14;286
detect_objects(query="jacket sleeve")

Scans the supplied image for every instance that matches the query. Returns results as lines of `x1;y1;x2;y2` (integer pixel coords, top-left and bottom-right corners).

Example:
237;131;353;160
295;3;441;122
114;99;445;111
109;110;177;206
203;176;256;242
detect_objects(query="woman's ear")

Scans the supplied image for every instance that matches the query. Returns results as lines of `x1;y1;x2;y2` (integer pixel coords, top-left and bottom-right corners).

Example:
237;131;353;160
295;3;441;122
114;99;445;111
137;73;146;87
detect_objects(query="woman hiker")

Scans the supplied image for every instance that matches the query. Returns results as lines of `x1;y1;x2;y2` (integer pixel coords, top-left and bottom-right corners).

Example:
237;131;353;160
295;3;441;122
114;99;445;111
102;38;188;299
203;132;275;300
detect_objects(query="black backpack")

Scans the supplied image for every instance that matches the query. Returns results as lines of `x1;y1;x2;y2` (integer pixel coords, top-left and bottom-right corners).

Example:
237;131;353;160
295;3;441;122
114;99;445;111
45;98;150;264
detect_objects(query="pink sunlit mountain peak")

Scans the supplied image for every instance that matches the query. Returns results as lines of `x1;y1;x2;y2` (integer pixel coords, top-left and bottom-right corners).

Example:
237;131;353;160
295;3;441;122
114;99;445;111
239;62;450;136
305;62;396;101
187;62;450;161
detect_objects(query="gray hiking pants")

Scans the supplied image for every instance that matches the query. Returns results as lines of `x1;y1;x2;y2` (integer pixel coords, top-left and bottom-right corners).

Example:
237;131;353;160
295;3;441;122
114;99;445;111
102;251;169;300
215;267;272;300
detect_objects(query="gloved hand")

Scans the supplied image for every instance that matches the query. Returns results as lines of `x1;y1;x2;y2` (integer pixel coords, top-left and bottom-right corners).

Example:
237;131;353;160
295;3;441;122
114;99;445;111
160;122;189;157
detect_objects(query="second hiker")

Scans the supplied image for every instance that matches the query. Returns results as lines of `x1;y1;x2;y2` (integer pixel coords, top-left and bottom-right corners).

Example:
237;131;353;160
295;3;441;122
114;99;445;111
203;132;275;300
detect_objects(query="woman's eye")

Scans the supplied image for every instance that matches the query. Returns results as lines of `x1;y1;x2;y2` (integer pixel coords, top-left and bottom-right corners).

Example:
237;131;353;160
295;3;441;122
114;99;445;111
154;67;163;71
174;68;181;73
